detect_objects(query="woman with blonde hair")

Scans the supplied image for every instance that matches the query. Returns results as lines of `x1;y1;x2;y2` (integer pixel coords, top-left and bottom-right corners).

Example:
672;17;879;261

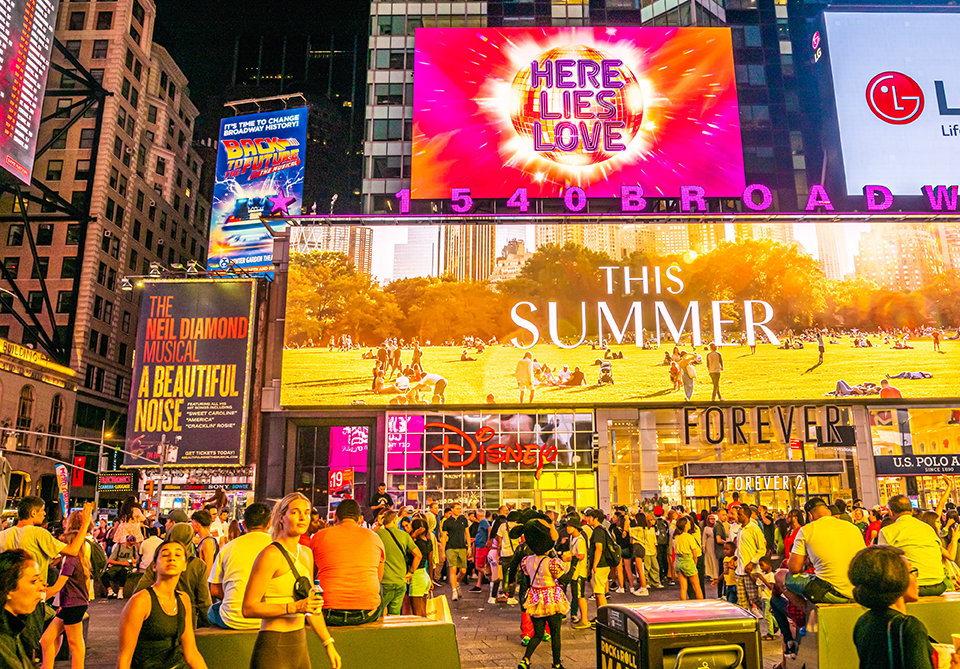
242;493;341;669
40;510;90;669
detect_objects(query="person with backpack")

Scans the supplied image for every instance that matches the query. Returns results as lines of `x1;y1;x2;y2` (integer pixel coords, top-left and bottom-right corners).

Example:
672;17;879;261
375;511;421;615
653;507;670;585
585;510;617;620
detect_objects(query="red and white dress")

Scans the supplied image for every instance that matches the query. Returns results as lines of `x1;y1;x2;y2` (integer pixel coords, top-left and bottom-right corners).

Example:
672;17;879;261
522;555;569;617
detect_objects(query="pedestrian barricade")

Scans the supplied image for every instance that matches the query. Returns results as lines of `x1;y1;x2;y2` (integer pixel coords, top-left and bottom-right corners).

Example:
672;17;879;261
782;594;960;669
595;600;761;669
195;614;462;668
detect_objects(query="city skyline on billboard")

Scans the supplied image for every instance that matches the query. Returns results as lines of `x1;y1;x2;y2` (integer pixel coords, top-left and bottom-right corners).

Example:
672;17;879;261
411;27;746;200
0;0;58;184
124;280;256;467
281;221;960;408
207;107;308;274
825;12;960;196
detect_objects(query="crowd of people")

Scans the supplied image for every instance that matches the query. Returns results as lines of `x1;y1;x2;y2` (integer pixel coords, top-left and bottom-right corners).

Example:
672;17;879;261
0;481;958;669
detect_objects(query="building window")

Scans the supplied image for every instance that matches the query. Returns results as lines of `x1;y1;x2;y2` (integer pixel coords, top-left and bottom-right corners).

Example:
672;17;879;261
130;24;141;44
75;159;92;180
136;190;144;211
155;157;166;175
49;395;64;440
16;386;34;434
147;105;157;123
56;291;74;313
130;87;139;108
31;258;49;279
68;12;85;30
7;225;23;246
45;160;63;181
92;39;108;58
3;257;19;279
26;291;43;313
79;128;96;149
145;229;153;250
113;136;123;158
66;225;81;245
128;248;137;270
36;224;54;245
60;256;78;278
115;376;126;399
95;11;113;30
132;0;145;24
122;310;131;333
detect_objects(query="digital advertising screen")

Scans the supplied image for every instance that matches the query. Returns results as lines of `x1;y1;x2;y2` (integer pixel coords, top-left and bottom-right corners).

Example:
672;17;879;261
207;107;307;274
0;0;58;184
124;280;257;467
280;220;959;408
824;12;960;196
411;27;745;200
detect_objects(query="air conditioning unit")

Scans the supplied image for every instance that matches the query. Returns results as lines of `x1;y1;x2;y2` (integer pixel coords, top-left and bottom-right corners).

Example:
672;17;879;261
104;230;112;238
124;146;133;154
150;200;156;206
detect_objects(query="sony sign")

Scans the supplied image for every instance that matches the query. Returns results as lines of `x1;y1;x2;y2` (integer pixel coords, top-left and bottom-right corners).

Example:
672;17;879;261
825;11;960;195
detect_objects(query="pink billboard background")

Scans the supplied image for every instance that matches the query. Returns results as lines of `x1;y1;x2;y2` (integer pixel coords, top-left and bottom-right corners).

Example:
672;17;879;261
412;27;746;199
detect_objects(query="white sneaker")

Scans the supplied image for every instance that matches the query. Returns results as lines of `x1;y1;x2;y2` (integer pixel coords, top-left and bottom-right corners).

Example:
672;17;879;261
615;587;625;594
507;597;519;605
452;590;459;601
118;590;124;600
636;587;649;596
487;597;496;604
652;583;665;589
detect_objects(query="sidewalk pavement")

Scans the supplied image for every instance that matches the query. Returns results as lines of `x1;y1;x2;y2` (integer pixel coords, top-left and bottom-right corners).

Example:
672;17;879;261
66;583;787;668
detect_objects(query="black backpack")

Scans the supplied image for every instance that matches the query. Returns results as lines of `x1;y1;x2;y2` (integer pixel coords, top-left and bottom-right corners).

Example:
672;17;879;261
655;518;669;546
599;527;622;567
86;537;108;580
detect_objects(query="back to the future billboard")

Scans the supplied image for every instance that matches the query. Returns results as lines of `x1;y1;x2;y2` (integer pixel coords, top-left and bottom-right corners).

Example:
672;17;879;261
207;107;308;274
825;12;960;196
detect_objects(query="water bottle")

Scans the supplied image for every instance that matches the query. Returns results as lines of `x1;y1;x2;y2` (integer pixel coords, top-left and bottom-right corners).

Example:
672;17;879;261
314;579;323;598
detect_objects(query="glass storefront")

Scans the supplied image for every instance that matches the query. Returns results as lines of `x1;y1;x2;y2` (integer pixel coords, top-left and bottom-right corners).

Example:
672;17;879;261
870;406;960;509
383;410;597;515
608;406;859;513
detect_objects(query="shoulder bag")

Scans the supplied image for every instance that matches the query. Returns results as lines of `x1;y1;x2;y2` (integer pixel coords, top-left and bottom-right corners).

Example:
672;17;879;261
272;542;312;601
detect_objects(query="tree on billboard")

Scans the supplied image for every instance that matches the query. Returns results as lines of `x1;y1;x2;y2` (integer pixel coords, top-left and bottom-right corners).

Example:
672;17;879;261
286;252;400;344
922;271;960;328
405;279;511;344
823;277;879;329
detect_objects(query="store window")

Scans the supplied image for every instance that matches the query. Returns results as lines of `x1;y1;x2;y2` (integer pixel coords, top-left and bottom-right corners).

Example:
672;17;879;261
295;423;374;516
16;386;34;449
870;406;960;510
619;406;860;514
384;411;596;513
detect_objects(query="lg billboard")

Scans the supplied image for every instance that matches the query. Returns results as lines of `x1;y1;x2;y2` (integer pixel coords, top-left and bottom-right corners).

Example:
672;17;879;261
825;12;960;196
411;27;745;200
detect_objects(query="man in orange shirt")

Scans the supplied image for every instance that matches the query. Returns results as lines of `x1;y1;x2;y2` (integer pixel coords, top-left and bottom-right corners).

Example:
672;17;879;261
312;499;386;626
879;379;903;399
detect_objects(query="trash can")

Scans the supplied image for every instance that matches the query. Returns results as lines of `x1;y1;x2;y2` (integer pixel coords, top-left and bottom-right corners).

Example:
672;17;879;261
596;600;761;669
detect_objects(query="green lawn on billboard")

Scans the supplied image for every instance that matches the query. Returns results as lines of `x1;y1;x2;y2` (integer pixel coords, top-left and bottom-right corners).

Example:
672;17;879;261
280;340;957;406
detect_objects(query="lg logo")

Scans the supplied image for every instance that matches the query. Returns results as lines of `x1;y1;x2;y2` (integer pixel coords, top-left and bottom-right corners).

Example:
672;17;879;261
866;72;925;124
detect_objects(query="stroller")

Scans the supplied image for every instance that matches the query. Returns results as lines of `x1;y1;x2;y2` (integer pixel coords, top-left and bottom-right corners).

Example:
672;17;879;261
598;361;614;385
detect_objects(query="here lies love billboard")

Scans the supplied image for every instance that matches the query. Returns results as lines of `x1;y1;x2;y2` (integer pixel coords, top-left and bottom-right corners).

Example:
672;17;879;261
207;107;307;274
411;27;745;200
280;220;960;408
125;280;256;467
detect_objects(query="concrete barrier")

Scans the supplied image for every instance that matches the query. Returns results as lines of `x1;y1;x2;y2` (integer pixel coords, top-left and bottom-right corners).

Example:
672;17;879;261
195;615;462;669
783;593;960;669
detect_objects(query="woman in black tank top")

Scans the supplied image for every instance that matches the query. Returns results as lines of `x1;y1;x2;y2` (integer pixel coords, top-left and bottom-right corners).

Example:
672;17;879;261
118;541;209;669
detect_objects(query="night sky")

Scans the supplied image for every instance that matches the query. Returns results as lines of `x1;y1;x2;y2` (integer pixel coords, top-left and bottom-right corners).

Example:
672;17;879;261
153;0;369;137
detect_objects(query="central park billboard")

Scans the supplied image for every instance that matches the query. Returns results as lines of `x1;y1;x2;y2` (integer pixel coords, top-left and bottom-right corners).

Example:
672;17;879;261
280;221;960;407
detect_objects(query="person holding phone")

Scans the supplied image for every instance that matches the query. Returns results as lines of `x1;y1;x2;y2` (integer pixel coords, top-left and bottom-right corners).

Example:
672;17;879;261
242;493;341;669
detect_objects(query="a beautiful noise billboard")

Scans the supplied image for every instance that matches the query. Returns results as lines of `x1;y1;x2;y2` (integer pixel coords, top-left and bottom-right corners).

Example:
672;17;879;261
207;107;307;274
125;280;256;467
411;27;745;199
280;220;960;408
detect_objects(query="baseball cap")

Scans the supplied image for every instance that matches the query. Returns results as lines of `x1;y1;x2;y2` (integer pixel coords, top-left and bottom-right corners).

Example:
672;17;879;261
566;515;582;530
804;497;828;514
163;509;189;524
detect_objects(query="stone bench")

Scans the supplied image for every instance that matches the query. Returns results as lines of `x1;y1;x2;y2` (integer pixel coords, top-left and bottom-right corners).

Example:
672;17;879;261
195;615;462;669
783;594;960;669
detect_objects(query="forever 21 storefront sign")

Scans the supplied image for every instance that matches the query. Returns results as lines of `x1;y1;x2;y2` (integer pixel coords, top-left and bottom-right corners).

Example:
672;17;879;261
874;454;960;477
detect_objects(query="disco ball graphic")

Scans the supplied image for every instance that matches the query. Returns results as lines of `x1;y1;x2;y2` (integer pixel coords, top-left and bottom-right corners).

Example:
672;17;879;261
510;45;643;166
